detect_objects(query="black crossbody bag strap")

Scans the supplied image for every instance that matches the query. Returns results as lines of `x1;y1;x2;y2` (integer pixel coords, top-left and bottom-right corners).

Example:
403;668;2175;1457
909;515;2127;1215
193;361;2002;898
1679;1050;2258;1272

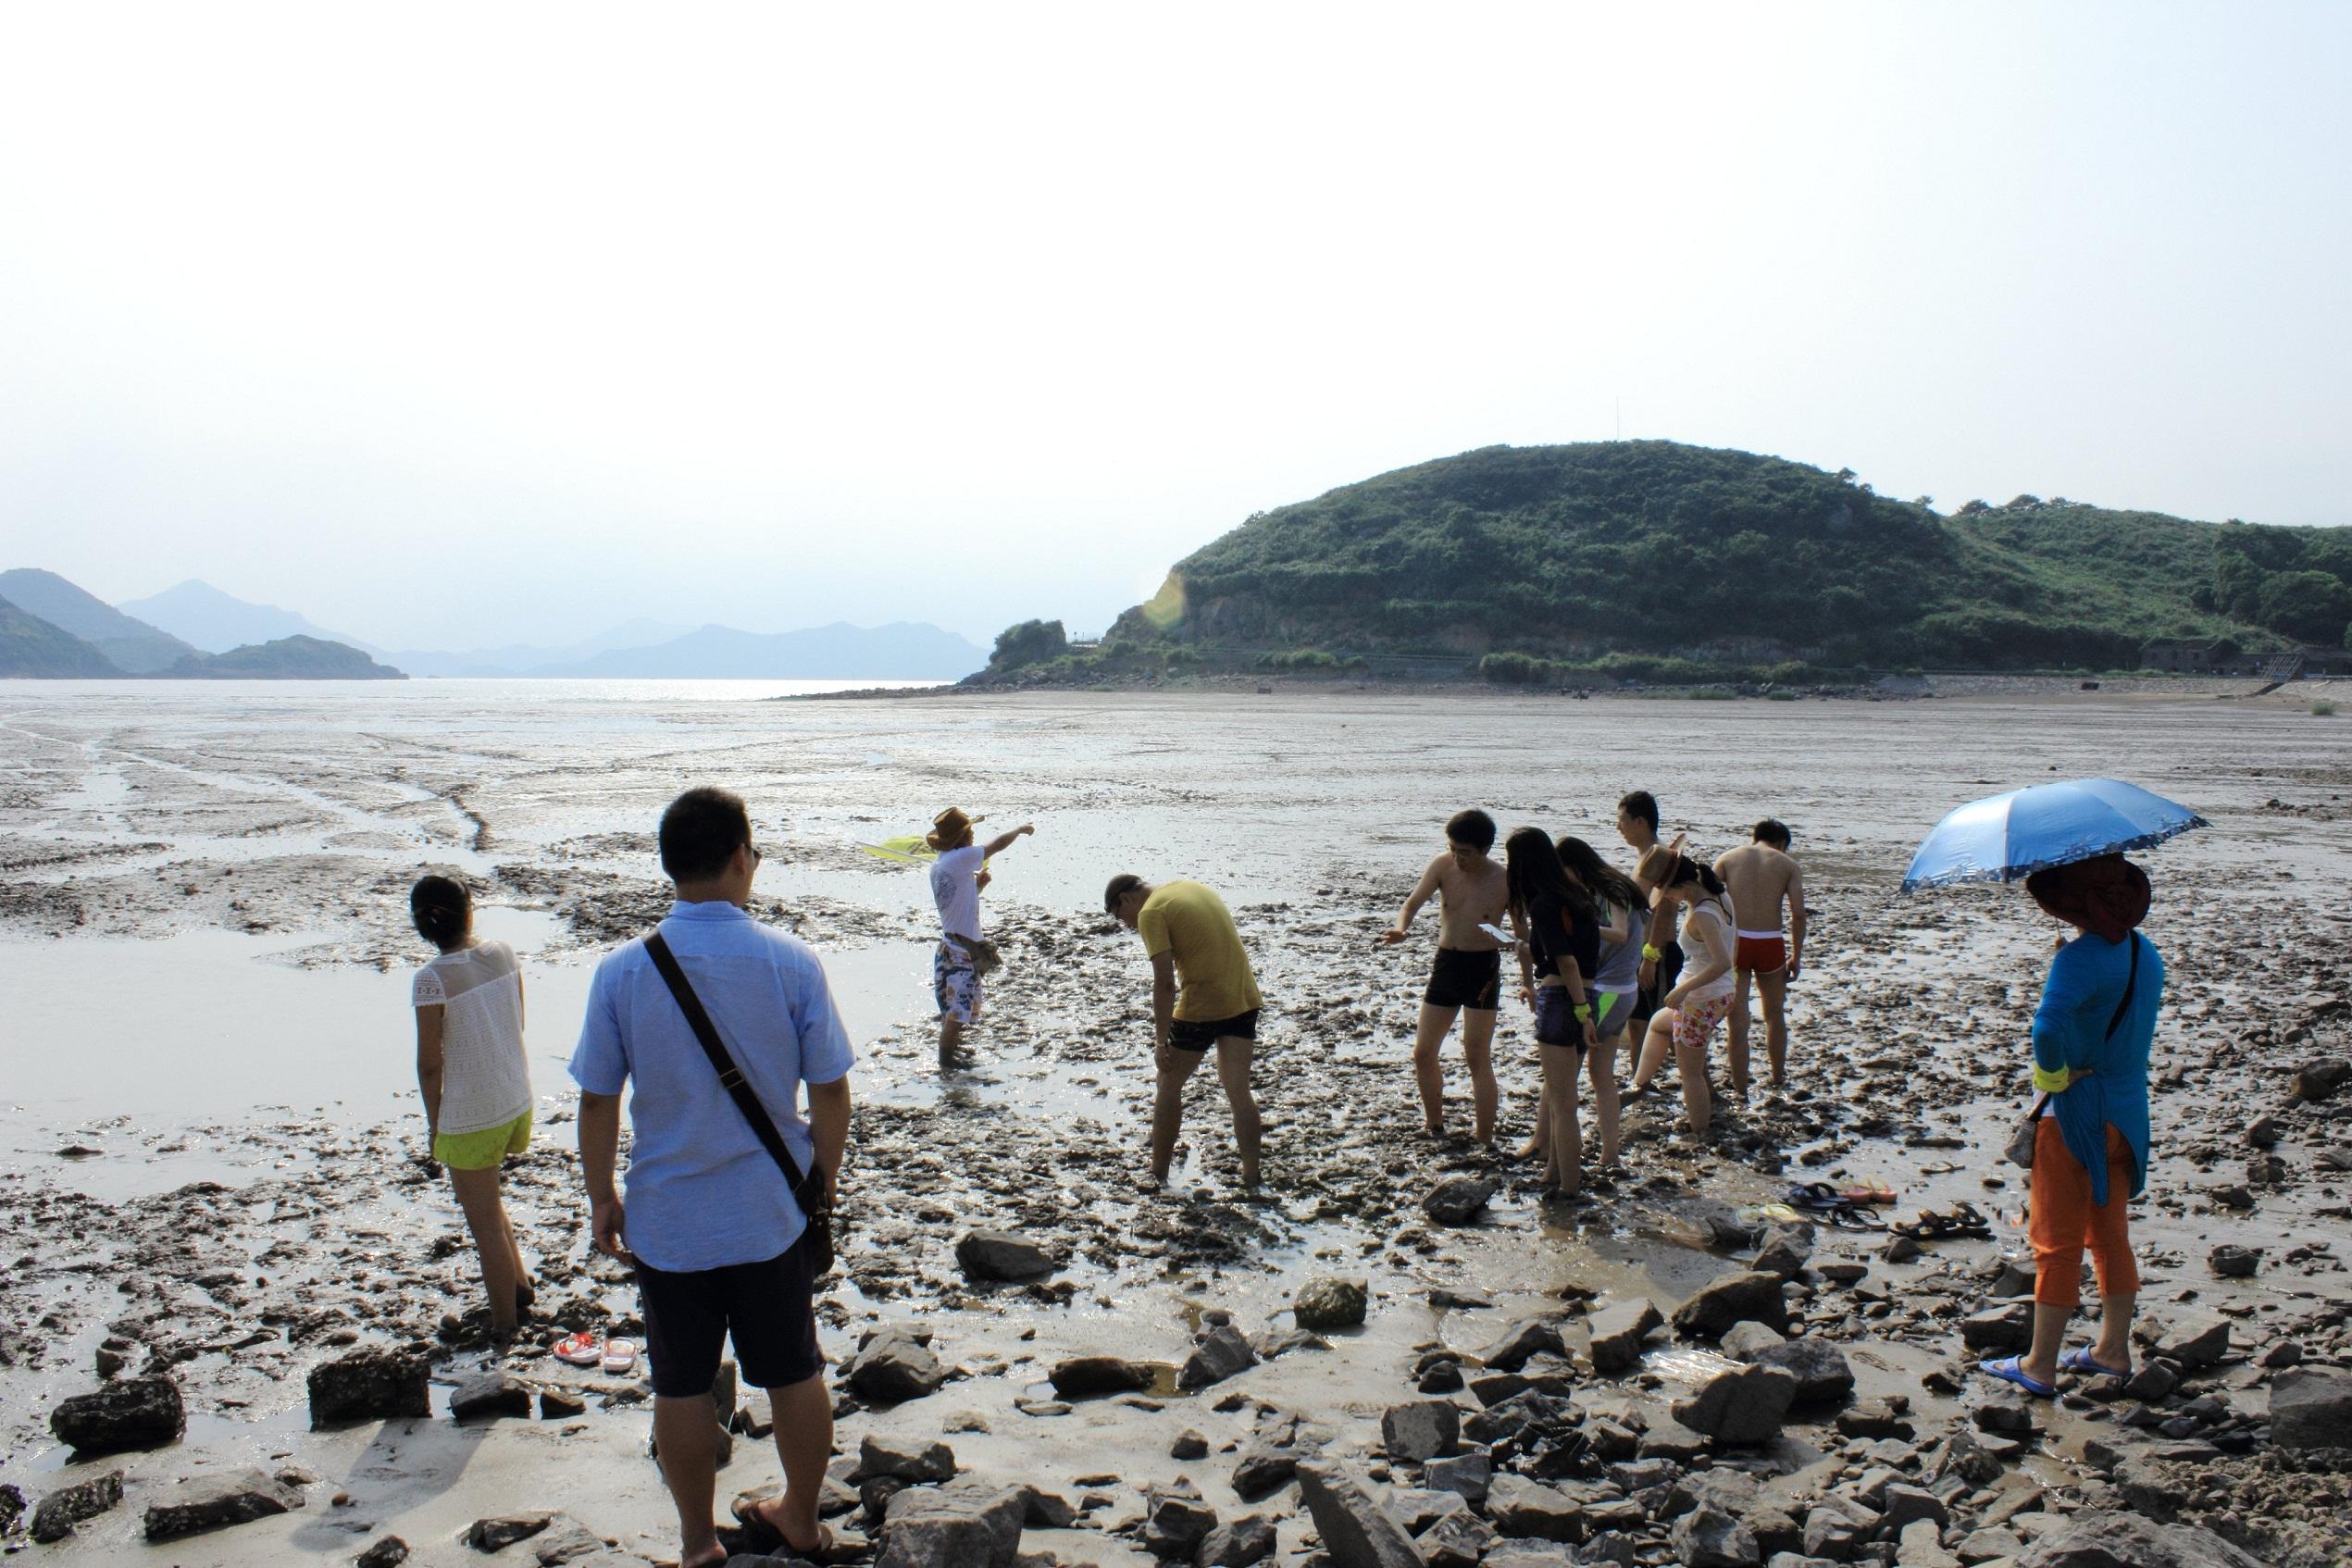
2030;932;2142;1126
642;932;832;1265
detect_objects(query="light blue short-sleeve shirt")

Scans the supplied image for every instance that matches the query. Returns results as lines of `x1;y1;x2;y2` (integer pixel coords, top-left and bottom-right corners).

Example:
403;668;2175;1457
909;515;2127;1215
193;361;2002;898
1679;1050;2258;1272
569;900;855;1273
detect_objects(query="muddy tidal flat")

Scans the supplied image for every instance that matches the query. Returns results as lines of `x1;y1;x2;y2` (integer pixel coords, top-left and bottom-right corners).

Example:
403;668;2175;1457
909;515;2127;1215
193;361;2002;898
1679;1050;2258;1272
2;679;2348;1568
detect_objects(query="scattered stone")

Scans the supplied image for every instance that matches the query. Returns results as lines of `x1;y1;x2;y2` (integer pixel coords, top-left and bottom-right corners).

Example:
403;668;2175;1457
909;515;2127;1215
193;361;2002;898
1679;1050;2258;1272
2287;1057;2350;1102
1671;1507;1761;1568
355;1534;410;1568
1897;1516;1960;1568
1424;1450;1489;1503
49;1375;184;1454
309;1347;430;1427
539;1388;588;1419
847;1328;946;1403
1672;1271;1788;1338
2207;1244;2259;1278
1722;1320;1787;1361
1049;1355;1153;1398
450;1373;533;1424
1384;1486;1466;1535
1673;1363;1798;1444
1171;1428;1210;1461
1423;1176;1497;1226
2152;1314;2230;1369
1753;1337;1855;1406
2209;1183;2256;1211
1293;1277;1368;1332
1144;1487;1219;1558
1485;1474;1581;1542
1428;1287;1493;1311
1586;1296;1664;1372
467;1513;554;1551
2011;1510;2265;1567
2245;1114;2282;1147
1294;1462;1425;1568
143;1467;305;1540
1379;1400;1461;1462
1230;1447;1298;1500
860;1432;957;1482
954;1229;1057;1280
1882;1233;1923;1263
877;1479;1026;1568
1179;1325;1258;1389
1752;1226;1814;1281
29;1472;122;1543
1480;1317;1568;1372
1878;1485;1947;1535
2269;1367;2352;1452
1195;1514;1276;1567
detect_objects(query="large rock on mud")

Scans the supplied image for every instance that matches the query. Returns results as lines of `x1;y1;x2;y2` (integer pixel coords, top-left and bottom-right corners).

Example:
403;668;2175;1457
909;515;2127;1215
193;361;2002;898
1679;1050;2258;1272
1293;1277;1367;1332
1196;1514;1276;1566
1480;1317;1568;1373
29;1472;122;1543
1379;1400;1461;1462
1751;1226;1813;1281
859;1433;956;1482
1423;1176;1497;1226
50;1375;184;1454
1485;1475;1581;1543
1179;1325;1258;1389
1143;1487;1219;1558
1673;1363;1798;1444
1230;1447;1299;1499
2152;1313;2230;1369
1670;1507;1761;1568
1672;1273;1787;1338
355;1535;410;1567
2270;1367;2352;1451
2013;1510;2265;1568
1294;1462;1424;1568
142;1467;305;1540
1586;1297;1663;1372
1049;1355;1152;1398
877;1478;1026;1568
308;1347;430;1427
954;1230;1057;1281
464;1512;552;1550
847;1328;945;1403
2288;1057;2351;1102
450;1373;533;1424
1752;1337;1855;1406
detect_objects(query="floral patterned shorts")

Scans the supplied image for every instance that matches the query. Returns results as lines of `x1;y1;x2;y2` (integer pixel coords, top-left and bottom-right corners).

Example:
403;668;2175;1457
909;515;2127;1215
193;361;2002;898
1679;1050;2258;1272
1672;992;1733;1053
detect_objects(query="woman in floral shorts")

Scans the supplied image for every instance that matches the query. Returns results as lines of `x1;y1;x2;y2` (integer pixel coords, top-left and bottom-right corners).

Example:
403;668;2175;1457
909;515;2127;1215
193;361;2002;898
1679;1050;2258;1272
1629;849;1740;1136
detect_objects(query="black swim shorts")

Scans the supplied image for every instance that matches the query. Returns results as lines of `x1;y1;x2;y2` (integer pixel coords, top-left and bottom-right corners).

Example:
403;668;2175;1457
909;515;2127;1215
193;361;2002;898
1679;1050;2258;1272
1169;1008;1260;1052
636;1243;823;1399
1425;947;1502;1012
1630;939;1686;1025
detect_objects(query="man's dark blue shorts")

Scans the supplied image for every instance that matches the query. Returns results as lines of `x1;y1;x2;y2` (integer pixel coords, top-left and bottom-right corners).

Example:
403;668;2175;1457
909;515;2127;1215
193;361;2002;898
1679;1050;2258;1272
636;1242;822;1398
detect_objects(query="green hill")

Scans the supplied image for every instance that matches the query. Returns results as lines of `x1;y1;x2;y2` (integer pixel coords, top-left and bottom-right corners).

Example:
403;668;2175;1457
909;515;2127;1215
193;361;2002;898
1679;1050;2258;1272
162;635;406;679
1051;442;2342;678
0;567;197;673
0;594;120;676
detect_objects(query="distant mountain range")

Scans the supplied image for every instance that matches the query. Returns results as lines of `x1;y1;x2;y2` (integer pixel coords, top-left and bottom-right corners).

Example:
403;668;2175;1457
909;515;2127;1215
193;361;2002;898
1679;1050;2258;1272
0;570;989;681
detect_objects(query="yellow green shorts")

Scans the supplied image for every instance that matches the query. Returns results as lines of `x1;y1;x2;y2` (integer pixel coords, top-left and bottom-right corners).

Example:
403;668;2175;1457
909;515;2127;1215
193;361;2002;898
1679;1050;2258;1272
433;1109;532;1171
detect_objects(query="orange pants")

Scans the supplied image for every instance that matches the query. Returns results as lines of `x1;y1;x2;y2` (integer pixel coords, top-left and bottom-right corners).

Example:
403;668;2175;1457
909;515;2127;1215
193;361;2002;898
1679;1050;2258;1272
2028;1119;2139;1309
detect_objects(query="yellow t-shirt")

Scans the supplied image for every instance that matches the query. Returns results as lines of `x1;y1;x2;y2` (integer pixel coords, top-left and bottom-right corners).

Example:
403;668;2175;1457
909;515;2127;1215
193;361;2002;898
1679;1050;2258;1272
1137;879;1263;1022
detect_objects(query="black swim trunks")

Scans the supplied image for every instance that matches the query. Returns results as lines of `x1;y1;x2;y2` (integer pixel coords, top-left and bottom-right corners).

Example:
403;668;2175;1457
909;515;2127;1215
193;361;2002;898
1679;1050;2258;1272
636;1243;822;1399
1631;939;1686;1025
1169;1008;1260;1052
1425;947;1502;1012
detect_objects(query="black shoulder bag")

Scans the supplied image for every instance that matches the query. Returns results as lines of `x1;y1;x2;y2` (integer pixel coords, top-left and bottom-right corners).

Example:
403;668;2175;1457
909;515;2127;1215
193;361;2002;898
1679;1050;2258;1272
642;931;836;1273
2005;932;2141;1170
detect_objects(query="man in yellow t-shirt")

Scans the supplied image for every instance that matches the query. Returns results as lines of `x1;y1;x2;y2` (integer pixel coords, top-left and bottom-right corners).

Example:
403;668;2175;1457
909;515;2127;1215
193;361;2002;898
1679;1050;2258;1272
1104;874;1264;1189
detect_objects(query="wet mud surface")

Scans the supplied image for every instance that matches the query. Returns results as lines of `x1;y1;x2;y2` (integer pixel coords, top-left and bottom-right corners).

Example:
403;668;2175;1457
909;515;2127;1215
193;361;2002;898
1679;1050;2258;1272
1;683;2348;1566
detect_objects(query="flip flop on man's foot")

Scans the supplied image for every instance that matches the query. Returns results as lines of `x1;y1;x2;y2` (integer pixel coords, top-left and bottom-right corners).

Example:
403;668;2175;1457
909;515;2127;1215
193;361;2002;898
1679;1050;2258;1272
2059;1346;2132;1379
729;1492;833;1558
1979;1355;2060;1399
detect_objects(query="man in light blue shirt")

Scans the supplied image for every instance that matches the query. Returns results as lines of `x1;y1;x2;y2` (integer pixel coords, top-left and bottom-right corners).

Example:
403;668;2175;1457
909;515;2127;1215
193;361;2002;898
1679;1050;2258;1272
571;787;853;1568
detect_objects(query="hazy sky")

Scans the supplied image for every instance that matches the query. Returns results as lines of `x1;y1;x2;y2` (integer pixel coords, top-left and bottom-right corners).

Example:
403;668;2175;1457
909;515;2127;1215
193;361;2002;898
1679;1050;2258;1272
3;3;2346;651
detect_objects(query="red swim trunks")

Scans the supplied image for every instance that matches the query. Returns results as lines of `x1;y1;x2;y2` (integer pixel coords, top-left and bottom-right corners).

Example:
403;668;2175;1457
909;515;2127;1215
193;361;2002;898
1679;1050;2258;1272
1734;932;1786;973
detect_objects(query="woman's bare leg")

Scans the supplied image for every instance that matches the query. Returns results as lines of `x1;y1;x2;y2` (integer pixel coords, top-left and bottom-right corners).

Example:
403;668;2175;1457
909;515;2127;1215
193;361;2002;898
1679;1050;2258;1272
1587;1036;1622;1167
1540;1048;1582;1196
1632;1010;1676;1091
1671;1025;1712;1135
449;1164;520;1336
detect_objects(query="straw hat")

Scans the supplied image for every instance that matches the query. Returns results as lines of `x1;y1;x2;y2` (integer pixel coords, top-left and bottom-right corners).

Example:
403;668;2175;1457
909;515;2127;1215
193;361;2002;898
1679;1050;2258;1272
926;806;986;851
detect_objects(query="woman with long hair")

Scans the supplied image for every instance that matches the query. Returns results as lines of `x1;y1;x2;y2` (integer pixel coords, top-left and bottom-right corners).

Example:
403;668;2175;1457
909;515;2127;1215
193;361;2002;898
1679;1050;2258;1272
1981;854;2163;1399
1627;849;1738;1134
410;874;534;1339
1501;828;1600;1196
1556;835;1645;1168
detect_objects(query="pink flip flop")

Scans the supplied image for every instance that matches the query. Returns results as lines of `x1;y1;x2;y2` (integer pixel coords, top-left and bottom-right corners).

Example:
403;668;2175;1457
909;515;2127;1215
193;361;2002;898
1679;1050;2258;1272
600;1337;639;1375
551;1331;602;1367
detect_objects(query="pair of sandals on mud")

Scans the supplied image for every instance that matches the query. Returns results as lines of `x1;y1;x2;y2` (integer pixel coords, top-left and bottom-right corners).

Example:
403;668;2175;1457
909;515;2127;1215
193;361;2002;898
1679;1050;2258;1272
1981;1346;2133;1400
1785;1181;1994;1240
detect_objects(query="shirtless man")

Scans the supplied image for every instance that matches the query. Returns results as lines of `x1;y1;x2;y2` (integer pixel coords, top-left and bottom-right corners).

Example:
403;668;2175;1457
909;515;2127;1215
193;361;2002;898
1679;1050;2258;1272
1104;873;1264;1189
1620;790;1690;1100
1378;809;1509;1142
1713;819;1807;1095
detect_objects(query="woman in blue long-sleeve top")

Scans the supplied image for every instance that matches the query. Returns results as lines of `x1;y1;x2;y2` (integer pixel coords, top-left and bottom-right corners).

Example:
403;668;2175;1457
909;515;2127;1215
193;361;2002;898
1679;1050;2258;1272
1982;853;2163;1399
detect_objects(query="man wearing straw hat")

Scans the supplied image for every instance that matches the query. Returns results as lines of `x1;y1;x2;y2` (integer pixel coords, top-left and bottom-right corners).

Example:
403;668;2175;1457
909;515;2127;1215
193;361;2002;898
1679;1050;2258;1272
927;806;1034;1071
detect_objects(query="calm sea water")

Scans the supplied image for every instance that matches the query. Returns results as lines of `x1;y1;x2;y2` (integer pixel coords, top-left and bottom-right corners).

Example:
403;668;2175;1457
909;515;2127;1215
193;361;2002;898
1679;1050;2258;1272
0;676;947;705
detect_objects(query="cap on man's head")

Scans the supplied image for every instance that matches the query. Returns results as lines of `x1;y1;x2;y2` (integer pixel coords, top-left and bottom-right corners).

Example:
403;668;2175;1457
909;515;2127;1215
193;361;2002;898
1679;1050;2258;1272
927;806;985;851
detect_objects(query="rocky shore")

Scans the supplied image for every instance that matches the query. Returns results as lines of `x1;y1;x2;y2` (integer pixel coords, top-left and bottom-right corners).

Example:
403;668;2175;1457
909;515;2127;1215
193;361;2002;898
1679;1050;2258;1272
3;688;2349;1566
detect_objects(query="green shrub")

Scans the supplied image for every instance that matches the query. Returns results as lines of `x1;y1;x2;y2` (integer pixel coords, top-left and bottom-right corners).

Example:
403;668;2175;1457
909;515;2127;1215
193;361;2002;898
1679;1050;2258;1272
2315;700;2338;716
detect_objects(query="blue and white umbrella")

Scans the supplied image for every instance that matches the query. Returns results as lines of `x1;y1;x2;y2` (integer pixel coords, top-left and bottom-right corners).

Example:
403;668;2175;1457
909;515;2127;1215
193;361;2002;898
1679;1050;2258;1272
1900;778;2209;892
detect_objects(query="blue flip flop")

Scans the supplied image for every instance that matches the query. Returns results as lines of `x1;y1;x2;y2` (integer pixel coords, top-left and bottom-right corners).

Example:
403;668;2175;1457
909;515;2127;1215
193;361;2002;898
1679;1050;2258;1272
2058;1347;2131;1379
1979;1355;2060;1399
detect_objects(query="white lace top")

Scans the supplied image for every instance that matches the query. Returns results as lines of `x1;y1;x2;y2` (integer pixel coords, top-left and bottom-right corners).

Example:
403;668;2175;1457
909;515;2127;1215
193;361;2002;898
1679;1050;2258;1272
412;940;531;1134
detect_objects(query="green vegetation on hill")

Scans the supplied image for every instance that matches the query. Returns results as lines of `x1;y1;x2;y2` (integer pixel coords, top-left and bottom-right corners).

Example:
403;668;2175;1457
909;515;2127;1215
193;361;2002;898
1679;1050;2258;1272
163;635;405;679
1067;442;2339;675
0;594;119;676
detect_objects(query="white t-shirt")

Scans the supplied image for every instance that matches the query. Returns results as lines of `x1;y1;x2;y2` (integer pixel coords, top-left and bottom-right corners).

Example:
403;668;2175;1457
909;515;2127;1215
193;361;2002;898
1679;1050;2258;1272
929;845;986;941
412;940;532;1135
